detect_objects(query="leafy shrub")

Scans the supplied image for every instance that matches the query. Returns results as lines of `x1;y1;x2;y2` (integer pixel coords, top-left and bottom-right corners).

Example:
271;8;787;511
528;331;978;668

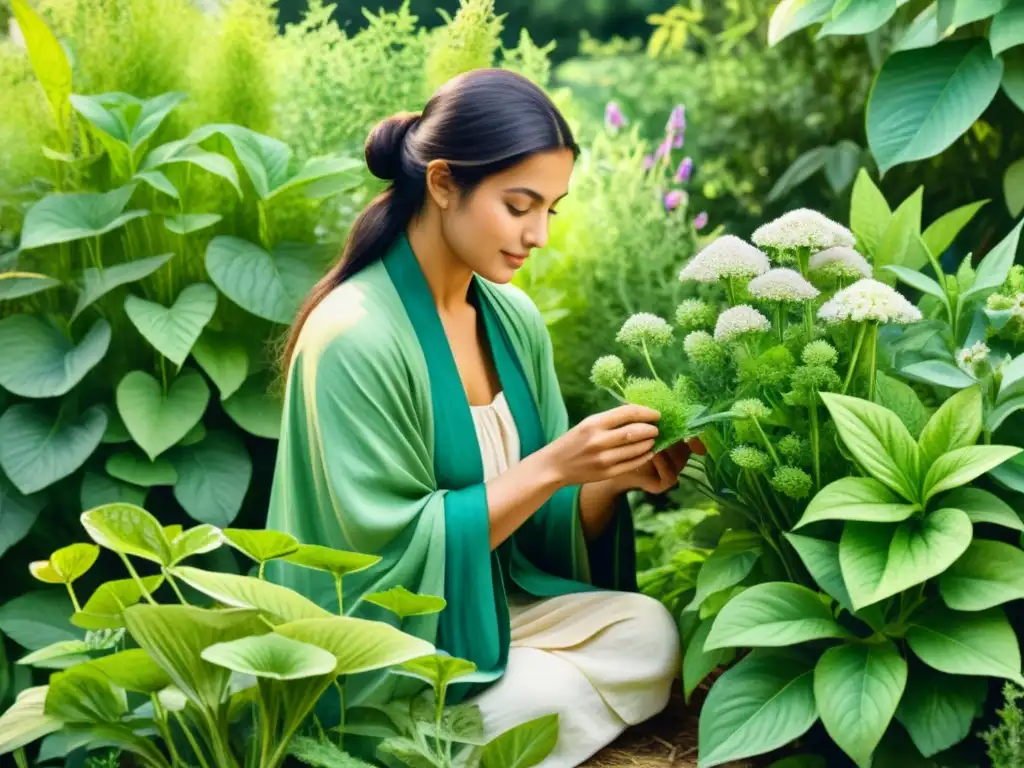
985;682;1024;768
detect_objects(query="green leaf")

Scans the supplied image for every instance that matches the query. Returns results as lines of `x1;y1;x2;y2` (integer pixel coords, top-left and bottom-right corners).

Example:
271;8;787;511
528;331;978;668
901;359;977;389
73;575;164;630
88;648;172;694
267;156;362;202
685;530;762;612
288;736;378;768
190;331;248;399
938;0;1009;30
117;369;209;460
918;386;983;466
922;200;989;255
480;713;560;768
820;393;921;501
1005;158;1024;217
991;0;1024;54
81;503;172;565
44;543;99;584
765;147;831;203
907;606;1024;683
133;170;179;200
895;665;986;757
797;477;917;527
364;586;447;618
70;92;186;152
941;487;1024;530
45;664;127;723
0;686;61;755
814;641;907;766
683;619;735;704
72;253;173;321
205;236;322;324
167;525;223;566
223;528;298;563
282;544;382;577
767;0;835;45
0;272;60;301
80;470;147;511
171;566;332;622
0;316;111;397
820;0;898;36
0;404;107;494
16;640;91;669
223;375;282;439
873;371;929;438
393;653;478;690
202;633;337;680
0;590;80;650
895;2;944;51
939;539;1024;610
990;452;1024;493
867;40;1005;174
962;218;1024;302
169;430;252;526
784;533;853;611
0;473;44;559
124;283;217;366
20;185;148;249
140;141;242;198
1001;49;1024;110
189;124;292;199
122;604;265;711
874;188;924;278
884;266;945;301
105;451;177;487
10;0;72;131
163;213;222;236
840;508;973;610
275;616;436;676
705;582;851;650
850;169;892;256
698;650;817;768
923;445;1021;500
824;140;862;192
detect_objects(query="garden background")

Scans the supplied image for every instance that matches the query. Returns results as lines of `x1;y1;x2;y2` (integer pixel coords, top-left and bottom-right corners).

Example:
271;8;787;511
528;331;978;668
1;0;1024;765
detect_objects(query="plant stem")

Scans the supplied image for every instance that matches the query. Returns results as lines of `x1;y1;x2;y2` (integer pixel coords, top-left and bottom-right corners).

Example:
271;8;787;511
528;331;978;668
802;301;814;340
751;418;781;467
163;570;191;605
774;304;784;342
258;561;266;580
173;711;212;768
809;392;822;489
433;683;446;762
152;695;183;768
725;277;736;306
65;583;81;613
841;323;868;394
866;323;878;402
334;575;344;615
118;552;157;604
335;679;346;750
641;340;663;383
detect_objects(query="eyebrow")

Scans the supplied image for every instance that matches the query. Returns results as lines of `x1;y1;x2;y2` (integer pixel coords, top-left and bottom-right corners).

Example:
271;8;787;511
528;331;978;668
504;187;569;204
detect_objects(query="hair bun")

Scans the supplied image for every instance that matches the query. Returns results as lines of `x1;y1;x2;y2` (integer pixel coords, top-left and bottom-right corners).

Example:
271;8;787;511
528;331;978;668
365;112;420;181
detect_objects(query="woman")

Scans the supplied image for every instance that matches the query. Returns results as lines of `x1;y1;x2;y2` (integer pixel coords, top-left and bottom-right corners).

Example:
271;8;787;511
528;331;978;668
268;68;697;766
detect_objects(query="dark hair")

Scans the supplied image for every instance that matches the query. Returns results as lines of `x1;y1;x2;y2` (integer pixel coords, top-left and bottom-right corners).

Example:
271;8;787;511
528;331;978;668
281;68;580;371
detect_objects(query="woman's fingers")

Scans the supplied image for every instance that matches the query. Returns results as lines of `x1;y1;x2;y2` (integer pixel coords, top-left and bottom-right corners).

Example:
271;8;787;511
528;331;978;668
601;437;657;468
602;422;660;449
598;404;661;429
687;437;706;455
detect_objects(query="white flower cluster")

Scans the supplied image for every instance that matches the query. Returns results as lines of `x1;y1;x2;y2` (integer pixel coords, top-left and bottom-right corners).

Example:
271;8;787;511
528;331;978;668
714;305;771;342
679;235;770;283
616;312;674;349
809;246;872;279
747;268;820;302
817;279;922;325
752;209;855;252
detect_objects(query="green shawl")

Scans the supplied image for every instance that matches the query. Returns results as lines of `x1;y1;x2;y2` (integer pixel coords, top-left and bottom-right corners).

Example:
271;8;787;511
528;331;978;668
266;234;636;704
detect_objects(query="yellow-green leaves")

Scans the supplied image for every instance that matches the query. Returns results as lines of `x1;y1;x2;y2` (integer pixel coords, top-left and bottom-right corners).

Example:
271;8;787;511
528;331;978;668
11;0;73;133
29;544;99;585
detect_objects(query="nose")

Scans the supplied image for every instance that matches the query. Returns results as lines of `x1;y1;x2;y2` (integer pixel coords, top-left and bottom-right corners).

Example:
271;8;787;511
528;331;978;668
524;218;548;250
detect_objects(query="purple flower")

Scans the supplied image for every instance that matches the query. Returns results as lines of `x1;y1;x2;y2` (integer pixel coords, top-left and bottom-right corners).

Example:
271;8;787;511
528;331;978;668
605;101;627;131
672;132;684;149
655;136;672;160
665;190;685;211
674;156;693;184
667;104;686;133
693;211;709;230
642;154;655;171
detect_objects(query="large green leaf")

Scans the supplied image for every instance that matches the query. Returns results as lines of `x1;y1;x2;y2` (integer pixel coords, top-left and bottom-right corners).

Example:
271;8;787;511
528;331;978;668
867;40;1005;173
480;713;560;768
364;586;447;619
683;619;736;704
88;648;172;693
167;525;223;566
116;369;209;460
189;124;292;199
190;331;248;399
20;185;148;249
784;533;853;612
44;665;127;723
282;544;383;577
922;200;989;256
202;633;337;680
122;604;264;711
163;212;223;236
820;393;921;501
840;508;972;610
907;606;1024;683
169;430;252;526
765;147;831;203
267;156;362;202
80;503;172;564
0;686;62;755
205;236;322;324
938;0;1009;31
872;371;930;438
140;140;242;197
171;565;332;622
895;3;945;51
16;639;91;669
940;487;1024;530
0;316;110;398
767;0;835;45
134;169;179;200
918;386;983;466
962;218;1024;302
923;445;1021;500
705;583;850;650
697;650;818;768
819;0;898;36
79;470;147;512
223;528;298;563
0;272;61;301
223;375;282;439
797;477;917;527
875;189;929;278
0;404;107;494
276;616;436;675
70;92;186;153
0;473;44;559
0;591;82;650
901;359;977;389
72;575;164;630
895;665;986;757
939;539;1024;610
850;169;892;256
105;451;177;487
72;253;173;320
124;283;217;366
685;530;762;613
10;0;71;130
814;641;907;766
991;0;1024;54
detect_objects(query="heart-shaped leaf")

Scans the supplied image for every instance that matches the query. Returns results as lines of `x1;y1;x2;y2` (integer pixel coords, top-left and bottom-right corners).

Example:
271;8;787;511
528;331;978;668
0;272;60;301
34;543;99;585
205;236;322;324
940;539;1024;610
105;451;178;487
80;470;147;512
20;185;149;249
223;376;282;439
81;503;172;565
72;575;164;631
895;664;986;757
282;544;382;577
0;686;62;754
169;430;251;526
907;606;1024;684
202;633;337;680
0;316;111;397
223;529;298;563
125;283;217;366
72;253;173;320
171;566;331;623
0;404;107;494
163;213;222;236
840;508;973;610
0;473;44;559
797;477;917;527
364;586;447;619
276;617;436;676
480;713;559;768
117;369;209;460
190;331;248;399
168;525;223;566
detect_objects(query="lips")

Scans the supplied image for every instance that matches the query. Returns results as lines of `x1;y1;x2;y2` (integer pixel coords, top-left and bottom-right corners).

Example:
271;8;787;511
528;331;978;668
502;250;528;262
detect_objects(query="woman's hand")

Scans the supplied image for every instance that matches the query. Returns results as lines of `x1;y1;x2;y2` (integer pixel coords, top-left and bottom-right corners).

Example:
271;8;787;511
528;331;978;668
619;437;705;494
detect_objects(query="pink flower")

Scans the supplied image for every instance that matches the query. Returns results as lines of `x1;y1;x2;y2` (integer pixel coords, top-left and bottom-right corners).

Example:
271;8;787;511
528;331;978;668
665;190;685;211
605;101;627;131
674;156;693;184
666;104;686;133
693;211;708;230
655;137;672;160
642;154;655;171
672;132;684;149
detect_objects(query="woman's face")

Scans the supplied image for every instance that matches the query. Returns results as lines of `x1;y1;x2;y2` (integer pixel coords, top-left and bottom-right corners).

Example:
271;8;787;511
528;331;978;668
440;148;575;284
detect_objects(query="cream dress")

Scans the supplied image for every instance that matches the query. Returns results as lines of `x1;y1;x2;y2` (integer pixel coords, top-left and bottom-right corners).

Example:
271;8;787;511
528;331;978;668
465;392;681;768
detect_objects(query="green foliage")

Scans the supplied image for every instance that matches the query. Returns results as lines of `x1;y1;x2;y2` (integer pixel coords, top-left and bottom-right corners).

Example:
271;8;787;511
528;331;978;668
984;683;1024;768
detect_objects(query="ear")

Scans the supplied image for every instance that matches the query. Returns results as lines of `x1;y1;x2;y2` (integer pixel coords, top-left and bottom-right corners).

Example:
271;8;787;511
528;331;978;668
425;159;456;211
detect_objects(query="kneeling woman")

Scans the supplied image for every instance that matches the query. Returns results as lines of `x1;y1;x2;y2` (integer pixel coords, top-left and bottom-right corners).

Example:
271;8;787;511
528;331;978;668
267;68;698;767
